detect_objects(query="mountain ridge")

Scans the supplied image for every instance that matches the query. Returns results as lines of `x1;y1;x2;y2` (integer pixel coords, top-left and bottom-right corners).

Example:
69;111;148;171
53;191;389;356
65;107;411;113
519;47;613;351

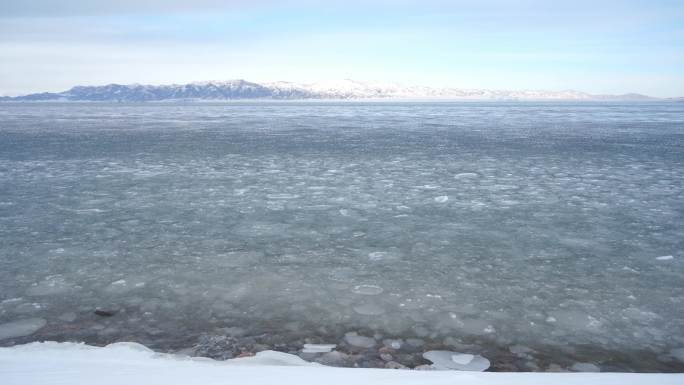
0;79;663;102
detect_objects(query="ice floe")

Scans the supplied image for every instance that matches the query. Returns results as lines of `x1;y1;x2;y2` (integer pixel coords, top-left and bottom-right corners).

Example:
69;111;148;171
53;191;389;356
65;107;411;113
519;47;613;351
570;362;601;372
302;344;336;354
0;318;46;340
422;350;491;371
25;276;73;296
352;303;385;316
351;285;384;295
344;332;376;348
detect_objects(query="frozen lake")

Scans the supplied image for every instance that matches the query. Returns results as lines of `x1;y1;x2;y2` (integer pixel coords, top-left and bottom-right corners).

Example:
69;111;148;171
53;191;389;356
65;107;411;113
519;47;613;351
0;102;683;371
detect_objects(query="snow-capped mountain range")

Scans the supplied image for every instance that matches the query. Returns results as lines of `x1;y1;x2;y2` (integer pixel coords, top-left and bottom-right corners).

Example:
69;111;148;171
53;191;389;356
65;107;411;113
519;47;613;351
0;79;660;102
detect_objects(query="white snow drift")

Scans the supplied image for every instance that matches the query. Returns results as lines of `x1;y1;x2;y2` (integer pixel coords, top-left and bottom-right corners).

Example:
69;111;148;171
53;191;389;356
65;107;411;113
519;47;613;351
1;342;683;385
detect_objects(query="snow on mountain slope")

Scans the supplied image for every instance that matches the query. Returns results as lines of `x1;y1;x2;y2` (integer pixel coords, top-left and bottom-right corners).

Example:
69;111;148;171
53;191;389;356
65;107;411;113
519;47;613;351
1;79;658;102
1;342;683;385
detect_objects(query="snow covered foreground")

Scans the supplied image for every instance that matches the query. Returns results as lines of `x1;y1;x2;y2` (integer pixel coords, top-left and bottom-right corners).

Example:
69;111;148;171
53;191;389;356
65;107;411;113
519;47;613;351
1;342;682;385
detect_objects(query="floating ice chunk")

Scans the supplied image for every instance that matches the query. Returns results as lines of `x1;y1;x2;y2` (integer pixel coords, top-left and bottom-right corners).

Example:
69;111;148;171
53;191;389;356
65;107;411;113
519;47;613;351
383;339;403;349
26;276;72;296
339;209;349;216
352;285;384;295
105;279;145;294
57;312;77;322
105;279;128;293
509;345;534;356
327;267;355;282
458;317;495;335
368;252;388;261
622;307;660;323
454;172;480;179
434;196;449;203
344;332;376;348
547;310;602;332
571;362;601;372
222;251;264;268
423;350;490;371
353;303;385;316
656;255;674;261
302;344;336;354
1;297;22;305
0;318;46;340
266;194;299;199
14;302;43;314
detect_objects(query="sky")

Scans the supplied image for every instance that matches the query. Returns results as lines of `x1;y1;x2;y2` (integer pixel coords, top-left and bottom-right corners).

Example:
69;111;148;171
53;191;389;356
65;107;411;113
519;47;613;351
0;0;683;97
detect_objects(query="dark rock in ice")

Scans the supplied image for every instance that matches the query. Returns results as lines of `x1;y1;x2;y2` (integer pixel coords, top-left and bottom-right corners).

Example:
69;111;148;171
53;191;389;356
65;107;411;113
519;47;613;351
94;309;115;317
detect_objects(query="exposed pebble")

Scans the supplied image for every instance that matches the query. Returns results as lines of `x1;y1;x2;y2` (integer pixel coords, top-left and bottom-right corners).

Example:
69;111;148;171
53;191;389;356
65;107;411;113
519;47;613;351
380;353;393;361
315;351;351;366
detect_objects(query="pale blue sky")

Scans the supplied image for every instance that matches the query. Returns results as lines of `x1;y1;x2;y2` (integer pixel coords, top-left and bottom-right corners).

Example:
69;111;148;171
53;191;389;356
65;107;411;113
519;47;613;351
1;0;682;96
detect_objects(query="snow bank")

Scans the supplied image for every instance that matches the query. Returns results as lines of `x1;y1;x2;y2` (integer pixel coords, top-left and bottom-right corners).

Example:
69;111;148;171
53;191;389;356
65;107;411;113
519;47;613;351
1;342;682;385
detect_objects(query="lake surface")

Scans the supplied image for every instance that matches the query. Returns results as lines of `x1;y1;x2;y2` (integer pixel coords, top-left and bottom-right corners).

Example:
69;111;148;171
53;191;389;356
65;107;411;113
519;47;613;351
1;102;683;371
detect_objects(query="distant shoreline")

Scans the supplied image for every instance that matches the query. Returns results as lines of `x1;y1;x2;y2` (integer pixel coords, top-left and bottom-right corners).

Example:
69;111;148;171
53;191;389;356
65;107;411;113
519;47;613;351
1;99;679;104
2;79;672;103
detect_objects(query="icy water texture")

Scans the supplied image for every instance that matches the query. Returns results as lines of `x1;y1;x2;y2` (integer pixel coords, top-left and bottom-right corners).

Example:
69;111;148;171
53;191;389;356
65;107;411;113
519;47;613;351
1;102;683;372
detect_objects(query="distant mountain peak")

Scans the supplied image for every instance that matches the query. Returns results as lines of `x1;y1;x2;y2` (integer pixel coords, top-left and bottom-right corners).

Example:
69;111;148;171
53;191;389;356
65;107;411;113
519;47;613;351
1;80;660;102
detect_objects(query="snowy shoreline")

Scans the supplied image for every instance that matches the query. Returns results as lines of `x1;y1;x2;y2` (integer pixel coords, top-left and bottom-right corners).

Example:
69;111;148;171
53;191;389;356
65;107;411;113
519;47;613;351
1;342;683;385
